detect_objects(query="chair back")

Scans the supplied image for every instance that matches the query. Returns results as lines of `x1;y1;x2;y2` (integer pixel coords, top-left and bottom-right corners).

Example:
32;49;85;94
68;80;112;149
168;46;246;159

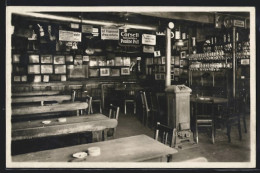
108;104;120;120
155;122;175;147
140;91;149;112
85;95;92;115
71;90;76;102
91;88;102;99
195;97;214;119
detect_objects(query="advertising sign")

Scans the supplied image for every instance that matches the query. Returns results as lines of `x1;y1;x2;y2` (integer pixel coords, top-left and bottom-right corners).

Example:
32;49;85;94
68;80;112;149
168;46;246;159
142;34;156;45
59;30;82;42
143;45;155;53
101;27;119;40
82;25;93;33
119;29;140;46
233;19;245;28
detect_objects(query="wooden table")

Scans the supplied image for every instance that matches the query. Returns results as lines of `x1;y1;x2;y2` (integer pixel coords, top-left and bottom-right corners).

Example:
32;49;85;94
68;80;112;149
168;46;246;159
12;102;88;117
12;135;178;162
12;91;60;97
12;114;117;141
12;95;72;105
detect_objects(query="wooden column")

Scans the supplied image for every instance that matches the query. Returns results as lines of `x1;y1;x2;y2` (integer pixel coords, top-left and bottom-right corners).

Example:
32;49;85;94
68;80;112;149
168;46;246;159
232;27;236;98
165;27;172;87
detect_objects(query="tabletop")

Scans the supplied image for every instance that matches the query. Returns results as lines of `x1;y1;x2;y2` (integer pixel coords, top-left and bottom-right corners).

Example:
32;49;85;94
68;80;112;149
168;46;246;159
12;91;60;97
12;102;88;116
12;114;117;141
12;95;72;104
12;134;178;162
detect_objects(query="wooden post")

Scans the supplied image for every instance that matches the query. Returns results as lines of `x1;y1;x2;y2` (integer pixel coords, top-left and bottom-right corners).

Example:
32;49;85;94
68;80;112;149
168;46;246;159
165;27;172;87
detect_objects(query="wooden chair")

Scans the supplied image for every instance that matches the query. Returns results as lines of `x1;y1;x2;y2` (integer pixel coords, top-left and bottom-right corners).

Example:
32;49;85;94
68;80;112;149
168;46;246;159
140;91;151;127
85;95;92;115
225;98;243;143
194;98;215;144
107;104;120;138
124;89;136;115
154;122;176;162
90;88;102;113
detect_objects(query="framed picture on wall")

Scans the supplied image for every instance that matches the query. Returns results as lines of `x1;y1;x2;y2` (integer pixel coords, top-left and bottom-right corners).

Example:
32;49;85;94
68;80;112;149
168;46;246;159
43;75;49;82
34;75;42;82
29;55;40;63
13;54;20;63
61;75;67;81
180;51;186;59
14;76;21;82
66;55;74;62
41;65;53;74
41;55;53;64
121;67;130;75
54;55;65;64
54;65;66;74
123;57;131;66
100;68;110;76
89;57;98;66
28;65;40;74
21;75;27;82
89;68;99;77
111;68;120;77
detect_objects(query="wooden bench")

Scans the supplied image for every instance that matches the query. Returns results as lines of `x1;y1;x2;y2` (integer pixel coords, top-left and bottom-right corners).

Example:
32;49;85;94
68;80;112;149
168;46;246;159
12;114;117;141
12;135;178;162
12;95;72;105
12;102;88;117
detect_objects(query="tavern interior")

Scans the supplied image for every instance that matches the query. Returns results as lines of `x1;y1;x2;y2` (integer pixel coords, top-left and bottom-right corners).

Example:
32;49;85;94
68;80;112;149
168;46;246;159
10;11;250;162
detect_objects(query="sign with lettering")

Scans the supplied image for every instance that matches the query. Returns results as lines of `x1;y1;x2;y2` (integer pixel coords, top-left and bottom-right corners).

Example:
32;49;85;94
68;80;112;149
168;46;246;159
142;34;156;45
143;45;155;53
101;27;119;40
82;25;93;33
233;19;245;28
154;50;161;57
119;29;140;46
59;30;81;42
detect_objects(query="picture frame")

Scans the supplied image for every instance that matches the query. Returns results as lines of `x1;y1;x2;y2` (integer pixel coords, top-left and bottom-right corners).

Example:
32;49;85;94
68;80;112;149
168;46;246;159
115;57;123;66
121;67;130;75
98;56;106;66
21;75;27;82
41;65;53;74
65;55;74;62
89;68;99;77
180;51;186;59
54;55;65;64
14;76;21;82
29;55;40;63
41;55;53;64
123;57;131;66
107;59;115;66
171;56;175;64
89;57;98;66
100;68;110;76
13;54;20;63
28;65;40;74
61;75;67;81
43;75;49;82
83;56;89;62
34;75;42;82
54;65;66;74
111;68;120;77
74;55;83;65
